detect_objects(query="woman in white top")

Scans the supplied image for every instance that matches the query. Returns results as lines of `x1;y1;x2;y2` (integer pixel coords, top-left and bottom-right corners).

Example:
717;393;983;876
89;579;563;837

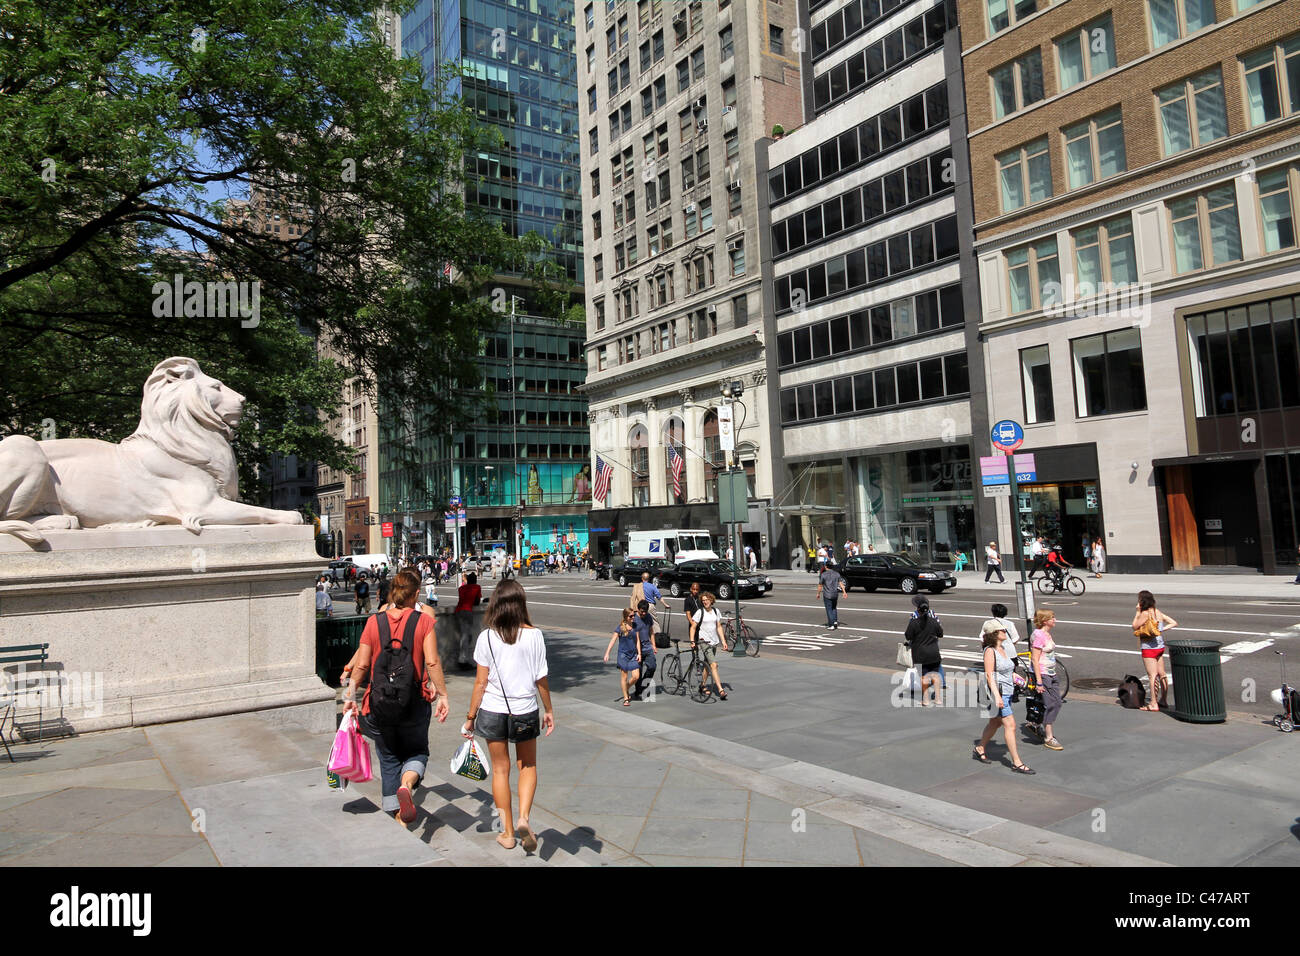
461;579;555;853
689;591;730;700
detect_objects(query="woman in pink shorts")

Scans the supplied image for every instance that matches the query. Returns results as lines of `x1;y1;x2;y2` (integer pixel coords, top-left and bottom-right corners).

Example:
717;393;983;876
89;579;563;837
1132;590;1177;712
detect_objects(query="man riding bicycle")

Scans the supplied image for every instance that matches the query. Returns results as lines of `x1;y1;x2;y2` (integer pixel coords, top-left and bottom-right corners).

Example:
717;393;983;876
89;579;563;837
1043;545;1072;589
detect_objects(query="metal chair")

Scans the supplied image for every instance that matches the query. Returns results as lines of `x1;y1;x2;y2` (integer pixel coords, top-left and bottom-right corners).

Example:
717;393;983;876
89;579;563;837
0;643;52;760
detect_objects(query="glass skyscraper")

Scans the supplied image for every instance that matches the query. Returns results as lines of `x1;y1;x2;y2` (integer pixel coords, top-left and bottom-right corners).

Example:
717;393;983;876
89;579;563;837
378;0;589;558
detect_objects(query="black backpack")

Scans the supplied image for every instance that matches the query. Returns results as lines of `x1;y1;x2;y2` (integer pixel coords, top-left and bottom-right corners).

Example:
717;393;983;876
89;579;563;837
369;611;421;723
1118;674;1146;709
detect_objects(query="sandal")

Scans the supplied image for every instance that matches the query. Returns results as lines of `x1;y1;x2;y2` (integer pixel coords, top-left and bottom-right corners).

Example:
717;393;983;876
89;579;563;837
1011;764;1036;775
717;690;728;700
622;697;631;706
1141;703;1159;712
972;746;990;764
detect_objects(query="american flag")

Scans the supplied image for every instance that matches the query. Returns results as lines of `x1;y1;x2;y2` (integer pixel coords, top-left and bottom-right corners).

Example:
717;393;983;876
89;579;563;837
594;455;614;502
668;445;683;499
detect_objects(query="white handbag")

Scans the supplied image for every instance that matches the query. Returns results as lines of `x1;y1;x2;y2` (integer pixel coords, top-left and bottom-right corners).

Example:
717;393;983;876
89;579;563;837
896;642;913;667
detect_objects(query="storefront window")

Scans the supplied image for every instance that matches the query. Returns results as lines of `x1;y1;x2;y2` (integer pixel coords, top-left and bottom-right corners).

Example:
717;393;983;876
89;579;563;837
1015;481;1103;565
853;446;974;563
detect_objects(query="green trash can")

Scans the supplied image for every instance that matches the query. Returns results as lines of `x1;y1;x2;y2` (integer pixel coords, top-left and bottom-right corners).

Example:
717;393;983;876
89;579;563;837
1165;639;1226;723
316;615;368;687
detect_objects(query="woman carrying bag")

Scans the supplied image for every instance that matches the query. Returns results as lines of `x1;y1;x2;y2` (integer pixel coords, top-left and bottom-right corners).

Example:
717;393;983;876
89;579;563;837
904;595;944;706
1133;590;1176;712
344;570;450;825
462;579;555;852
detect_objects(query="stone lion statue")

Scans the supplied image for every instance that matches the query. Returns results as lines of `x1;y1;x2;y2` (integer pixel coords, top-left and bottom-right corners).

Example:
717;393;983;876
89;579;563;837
0;356;303;547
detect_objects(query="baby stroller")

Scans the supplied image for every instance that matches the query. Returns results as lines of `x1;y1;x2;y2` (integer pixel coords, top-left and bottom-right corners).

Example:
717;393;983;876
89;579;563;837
1271;650;1298;733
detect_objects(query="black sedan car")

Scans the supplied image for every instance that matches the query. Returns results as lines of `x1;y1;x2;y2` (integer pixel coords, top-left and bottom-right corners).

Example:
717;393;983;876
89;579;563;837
657;559;773;600
839;553;956;594
615;557;676;587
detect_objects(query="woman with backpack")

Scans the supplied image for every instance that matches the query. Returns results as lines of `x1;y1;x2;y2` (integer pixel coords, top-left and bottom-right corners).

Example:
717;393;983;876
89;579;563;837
1133;590;1177;712
343;570;450;825
462;579;554;853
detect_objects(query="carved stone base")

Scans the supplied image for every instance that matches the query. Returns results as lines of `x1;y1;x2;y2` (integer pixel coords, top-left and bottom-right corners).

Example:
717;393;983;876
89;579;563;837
0;525;335;735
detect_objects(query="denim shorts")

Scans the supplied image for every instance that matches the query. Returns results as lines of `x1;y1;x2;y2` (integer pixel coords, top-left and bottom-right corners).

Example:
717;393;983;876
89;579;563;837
475;708;541;743
998;693;1014;718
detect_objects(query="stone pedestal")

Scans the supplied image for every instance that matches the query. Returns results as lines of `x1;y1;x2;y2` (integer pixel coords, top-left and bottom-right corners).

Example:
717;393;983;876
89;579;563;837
0;525;336;735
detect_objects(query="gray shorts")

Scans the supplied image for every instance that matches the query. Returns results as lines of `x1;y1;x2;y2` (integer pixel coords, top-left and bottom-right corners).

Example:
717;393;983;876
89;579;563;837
474;708;541;743
699;643;719;665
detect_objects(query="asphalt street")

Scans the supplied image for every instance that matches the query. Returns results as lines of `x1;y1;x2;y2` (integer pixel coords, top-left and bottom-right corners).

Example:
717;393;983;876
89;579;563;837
318;570;1300;719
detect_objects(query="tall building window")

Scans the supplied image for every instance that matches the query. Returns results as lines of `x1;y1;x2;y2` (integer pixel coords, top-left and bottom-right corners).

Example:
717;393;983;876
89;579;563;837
1021;345;1055;423
1170;184;1242;274
998;137;1052;212
1186;296;1300;419
1072;329;1147;417
1258;166;1297;253
1063;108;1126;189
719;25;734;60
1073;214;1137;289
1056;15;1116;90
1007;237;1061;314
769;26;784;56
988;0;1041;37
732;294;748;328
585;3;594;33
729;238;745;277
664;417;686;502
594;298;605;330
594;254;603;280
589;127;599;154
1157;69;1227;156
588;86;597;113
630;425;649;506
1242;35;1300;127
590;168;600;197
1148;0;1215;49
677;58;690;93
592;211;602;239
991;49;1044;118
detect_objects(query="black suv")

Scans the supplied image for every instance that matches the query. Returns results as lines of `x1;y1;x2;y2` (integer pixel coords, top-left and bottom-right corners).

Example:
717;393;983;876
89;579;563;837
839;553;956;595
615;557;675;587
657;559;773;600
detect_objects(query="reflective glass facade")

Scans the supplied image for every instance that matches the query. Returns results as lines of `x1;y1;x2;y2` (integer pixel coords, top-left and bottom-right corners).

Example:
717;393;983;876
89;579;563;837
403;0;582;281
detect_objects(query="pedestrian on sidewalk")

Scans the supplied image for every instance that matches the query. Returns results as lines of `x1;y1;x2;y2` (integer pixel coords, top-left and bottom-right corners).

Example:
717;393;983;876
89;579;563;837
690;591;729;699
462;579;554;853
989;603;1021;651
1029;609;1065;749
316;582;333;618
817;560;847;629
984;541;1005;583
354;575;371;615
905;595;944;706
1092;538;1106;578
1027;536;1046;579
603;608;641;706
974;620;1034;774
1133;590;1177;712
629;599;657;700
344;571;450;824
683;582;703;624
455;571;482;669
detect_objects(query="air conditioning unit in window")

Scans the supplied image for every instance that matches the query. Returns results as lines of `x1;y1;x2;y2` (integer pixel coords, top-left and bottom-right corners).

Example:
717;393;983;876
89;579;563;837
696;118;708;132
727;179;741;191
685;201;696;214
707;304;717;317
726;237;743;251
673;9;687;23
693;98;706;111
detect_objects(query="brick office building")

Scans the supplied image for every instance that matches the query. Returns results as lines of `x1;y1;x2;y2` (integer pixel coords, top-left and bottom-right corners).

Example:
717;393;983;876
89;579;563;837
960;0;1300;571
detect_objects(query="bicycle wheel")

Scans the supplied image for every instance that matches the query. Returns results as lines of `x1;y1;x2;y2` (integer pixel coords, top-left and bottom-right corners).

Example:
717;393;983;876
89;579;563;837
741;623;759;657
688;657;710;702
1036;576;1056;595
662;652;682;695
1056;660;1070;699
1066;574;1085;596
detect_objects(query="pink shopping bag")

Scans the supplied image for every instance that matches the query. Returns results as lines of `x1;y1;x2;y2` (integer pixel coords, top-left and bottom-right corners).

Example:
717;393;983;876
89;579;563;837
349;725;372;783
328;712;362;779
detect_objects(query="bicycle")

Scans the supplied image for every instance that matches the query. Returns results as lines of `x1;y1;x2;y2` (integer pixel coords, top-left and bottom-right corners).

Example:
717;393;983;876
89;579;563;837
660;638;711;702
1013;651;1070;700
720;604;759;657
1035;567;1085;596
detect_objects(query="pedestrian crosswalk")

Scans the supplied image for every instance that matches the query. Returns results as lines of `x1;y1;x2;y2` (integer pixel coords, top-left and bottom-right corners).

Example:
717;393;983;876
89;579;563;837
759;631;870;652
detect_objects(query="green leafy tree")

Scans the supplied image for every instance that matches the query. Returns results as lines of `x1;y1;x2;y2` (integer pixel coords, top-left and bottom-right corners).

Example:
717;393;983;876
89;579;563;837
0;0;538;497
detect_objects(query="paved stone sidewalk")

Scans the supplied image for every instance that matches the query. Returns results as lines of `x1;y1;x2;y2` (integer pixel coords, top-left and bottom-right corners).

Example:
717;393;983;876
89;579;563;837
2;635;1294;866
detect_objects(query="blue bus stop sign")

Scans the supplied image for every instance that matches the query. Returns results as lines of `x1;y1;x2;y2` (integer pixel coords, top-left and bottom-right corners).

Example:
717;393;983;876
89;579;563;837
990;420;1025;453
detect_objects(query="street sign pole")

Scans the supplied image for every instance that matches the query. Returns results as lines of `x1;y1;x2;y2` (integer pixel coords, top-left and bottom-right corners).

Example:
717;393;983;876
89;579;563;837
990;419;1033;640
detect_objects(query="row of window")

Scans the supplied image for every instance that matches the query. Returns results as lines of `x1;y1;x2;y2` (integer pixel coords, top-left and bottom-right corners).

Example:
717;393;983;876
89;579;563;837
1188;294;1300;418
769;83;949;205
987;0;1268;44
996;38;1298;217
1018;328;1146;424
812;1;949;114
779;353;971;425
772;148;953;259
810;0;927;64
594;297;748;371
774;215;960;314
1004;165;1300;315
776;283;965;370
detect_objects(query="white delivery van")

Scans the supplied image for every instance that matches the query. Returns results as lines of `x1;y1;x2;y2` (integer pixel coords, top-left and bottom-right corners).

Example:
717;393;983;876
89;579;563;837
348;553;391;573
626;529;718;563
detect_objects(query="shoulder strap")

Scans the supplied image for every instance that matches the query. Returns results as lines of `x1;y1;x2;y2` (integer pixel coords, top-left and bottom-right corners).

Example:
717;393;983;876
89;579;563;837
376;612;391;645
400;608;421;648
486;631;514;717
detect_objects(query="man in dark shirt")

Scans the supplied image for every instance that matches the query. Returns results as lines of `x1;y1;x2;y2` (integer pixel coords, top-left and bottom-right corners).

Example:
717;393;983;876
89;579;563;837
456;572;482;667
354;575;370;615
816;562;847;629
629;600;657;700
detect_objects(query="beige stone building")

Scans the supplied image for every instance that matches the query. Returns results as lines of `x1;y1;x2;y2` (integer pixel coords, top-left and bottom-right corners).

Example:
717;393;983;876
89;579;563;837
577;0;803;561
